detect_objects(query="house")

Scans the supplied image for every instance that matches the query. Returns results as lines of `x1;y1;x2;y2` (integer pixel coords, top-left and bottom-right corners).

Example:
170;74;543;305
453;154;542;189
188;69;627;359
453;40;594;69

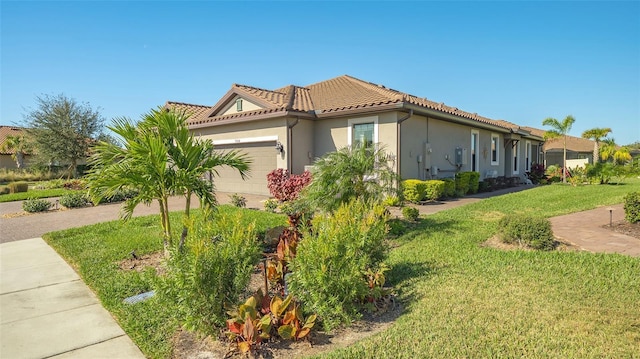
0;126;30;169
167;75;544;196
523;127;596;166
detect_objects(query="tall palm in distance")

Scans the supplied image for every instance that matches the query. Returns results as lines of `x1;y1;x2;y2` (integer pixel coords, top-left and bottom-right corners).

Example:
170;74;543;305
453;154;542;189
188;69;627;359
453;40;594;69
581;127;611;164
542;115;576;183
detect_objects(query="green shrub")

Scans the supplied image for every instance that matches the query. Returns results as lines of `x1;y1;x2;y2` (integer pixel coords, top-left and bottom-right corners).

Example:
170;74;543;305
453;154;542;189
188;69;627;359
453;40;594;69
289;200;388;331
498;214;555;250
424;180;445;201
387;218;407;236
230;193;247;208
59;192;90;208
264;198;279;213
478;181;490;192
156;212;261;334
8;182;29;194
442;178;456;197
455;172;472;196
382;195;401;207
0;186;9;195
98;188;139;204
402;206;420;221
623;192;640;224
22;198;52;213
468;172;480;194
402;179;426;203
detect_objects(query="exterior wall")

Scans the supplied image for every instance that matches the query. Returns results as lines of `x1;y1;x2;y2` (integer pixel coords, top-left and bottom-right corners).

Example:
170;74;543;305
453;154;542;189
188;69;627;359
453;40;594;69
0;154;16;169
192;118;288;170
220;96;263;116
545;150;592;167
291;118;314;174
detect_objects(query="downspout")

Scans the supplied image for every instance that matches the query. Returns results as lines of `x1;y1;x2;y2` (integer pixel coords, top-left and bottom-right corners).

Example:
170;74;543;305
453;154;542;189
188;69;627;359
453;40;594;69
396;109;414;181
287;117;300;172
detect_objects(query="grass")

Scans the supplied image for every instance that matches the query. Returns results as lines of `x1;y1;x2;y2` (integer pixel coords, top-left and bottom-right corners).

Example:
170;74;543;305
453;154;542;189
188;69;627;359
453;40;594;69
44;181;640;358
0;188;77;202
44;206;286;359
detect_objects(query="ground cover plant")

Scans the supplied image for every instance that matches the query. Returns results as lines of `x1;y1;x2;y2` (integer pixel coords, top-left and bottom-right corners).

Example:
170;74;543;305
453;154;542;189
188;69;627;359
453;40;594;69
44;179;640;358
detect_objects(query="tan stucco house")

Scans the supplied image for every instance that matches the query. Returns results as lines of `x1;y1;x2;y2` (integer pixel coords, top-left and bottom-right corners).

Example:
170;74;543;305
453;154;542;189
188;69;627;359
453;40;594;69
0;126;31;169
523;127;596;166
167;75;544;195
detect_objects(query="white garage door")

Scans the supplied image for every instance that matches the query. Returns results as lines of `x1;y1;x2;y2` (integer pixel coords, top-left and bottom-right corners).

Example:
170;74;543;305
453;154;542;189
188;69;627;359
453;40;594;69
212;141;277;196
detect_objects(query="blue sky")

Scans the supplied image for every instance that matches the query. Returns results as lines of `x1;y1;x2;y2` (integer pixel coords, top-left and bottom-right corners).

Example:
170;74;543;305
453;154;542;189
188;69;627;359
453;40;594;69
2;1;639;144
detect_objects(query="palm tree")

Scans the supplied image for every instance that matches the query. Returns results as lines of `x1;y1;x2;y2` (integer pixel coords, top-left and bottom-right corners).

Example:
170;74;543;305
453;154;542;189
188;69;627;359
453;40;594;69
600;138;632;164
302;144;399;212
0;134;31;169
542;115;576;183
87;108;250;253
581;127;611;164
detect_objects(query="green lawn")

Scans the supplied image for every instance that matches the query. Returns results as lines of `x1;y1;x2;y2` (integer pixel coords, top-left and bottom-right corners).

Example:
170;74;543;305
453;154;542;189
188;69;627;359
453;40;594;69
44;182;640;358
0;188;74;202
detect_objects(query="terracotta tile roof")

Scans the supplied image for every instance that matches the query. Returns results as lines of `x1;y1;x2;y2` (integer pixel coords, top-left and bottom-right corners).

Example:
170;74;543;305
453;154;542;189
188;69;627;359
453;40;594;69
523;127;595;152
0;126;26;155
172;75;540;135
165;101;212;120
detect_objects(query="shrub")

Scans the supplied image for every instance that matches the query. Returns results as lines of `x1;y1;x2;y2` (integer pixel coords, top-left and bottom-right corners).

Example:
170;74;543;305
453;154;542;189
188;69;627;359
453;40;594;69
402;179;426;203
156;212;261;334
624;192;640;224
468;172;480;194
59;192;90;208
498;214;555;250
267;169;312;202
0;186;9;195
62;179;87;190
289;200;388;331
97;188;139;204
382;195;401;207
454;172;471;196
424;180;445;201
8;181;29;194
527;163;546;184
264;198;279;213
402;206;419;221
478;181;490;192
442;178;456;197
22;198;52;213
230;193;247;208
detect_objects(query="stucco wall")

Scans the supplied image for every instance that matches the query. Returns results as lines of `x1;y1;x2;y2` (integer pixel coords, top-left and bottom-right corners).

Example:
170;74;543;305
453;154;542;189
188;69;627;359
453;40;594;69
291;118;314;174
220;96;263;116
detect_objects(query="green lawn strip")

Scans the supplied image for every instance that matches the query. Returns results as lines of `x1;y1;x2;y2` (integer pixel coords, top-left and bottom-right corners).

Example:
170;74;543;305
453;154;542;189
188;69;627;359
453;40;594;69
43;205;286;359
313;180;640;358
0;188;75;202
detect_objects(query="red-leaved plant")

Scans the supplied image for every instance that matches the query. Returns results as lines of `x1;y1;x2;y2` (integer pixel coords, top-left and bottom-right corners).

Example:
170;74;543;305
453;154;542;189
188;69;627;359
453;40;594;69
266;169;312;202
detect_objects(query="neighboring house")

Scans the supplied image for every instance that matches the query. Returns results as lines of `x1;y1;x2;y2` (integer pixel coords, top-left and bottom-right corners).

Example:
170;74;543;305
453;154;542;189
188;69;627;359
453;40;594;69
167;75;544;196
0;126;31;169
523;127;596;167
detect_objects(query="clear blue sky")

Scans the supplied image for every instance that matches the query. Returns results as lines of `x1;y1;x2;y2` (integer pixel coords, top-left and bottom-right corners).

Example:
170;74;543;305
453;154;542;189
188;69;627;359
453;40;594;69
2;1;639;144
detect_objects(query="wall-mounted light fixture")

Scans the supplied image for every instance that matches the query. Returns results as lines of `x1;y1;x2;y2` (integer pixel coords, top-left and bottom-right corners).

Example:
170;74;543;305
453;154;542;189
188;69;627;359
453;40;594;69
275;142;284;154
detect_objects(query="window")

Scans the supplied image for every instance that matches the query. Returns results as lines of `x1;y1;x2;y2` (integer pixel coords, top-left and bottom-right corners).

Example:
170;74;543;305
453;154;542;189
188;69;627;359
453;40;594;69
471;130;479;172
353;123;374;147
491;134;499;165
236;98;243;112
525;141;532;172
347;116;378;147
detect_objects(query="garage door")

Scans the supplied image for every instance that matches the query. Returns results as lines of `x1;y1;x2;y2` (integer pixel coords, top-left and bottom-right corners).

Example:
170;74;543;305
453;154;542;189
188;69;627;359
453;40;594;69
212;141;277;196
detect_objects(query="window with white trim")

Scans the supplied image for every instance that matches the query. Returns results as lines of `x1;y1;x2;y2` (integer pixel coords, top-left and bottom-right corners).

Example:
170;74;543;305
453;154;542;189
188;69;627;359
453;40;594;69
236;98;243;112
491;134;499;165
347;116;379;147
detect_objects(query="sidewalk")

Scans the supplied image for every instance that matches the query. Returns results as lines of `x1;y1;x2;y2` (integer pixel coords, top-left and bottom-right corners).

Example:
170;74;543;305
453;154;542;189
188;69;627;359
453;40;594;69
0;238;145;358
550;203;640;257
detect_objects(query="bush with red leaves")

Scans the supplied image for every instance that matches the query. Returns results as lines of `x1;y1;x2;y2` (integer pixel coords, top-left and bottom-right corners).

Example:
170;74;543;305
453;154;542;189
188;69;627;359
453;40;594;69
267;169;312;202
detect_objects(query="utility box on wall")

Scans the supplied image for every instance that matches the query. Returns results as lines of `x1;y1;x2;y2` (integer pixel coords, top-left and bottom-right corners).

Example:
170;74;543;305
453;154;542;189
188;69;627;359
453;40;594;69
455;147;468;166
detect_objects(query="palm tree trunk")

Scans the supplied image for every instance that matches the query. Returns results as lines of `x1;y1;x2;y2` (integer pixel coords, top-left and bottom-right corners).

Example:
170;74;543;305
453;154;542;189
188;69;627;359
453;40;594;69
179;192;192;251
593;141;600;163
159;196;172;254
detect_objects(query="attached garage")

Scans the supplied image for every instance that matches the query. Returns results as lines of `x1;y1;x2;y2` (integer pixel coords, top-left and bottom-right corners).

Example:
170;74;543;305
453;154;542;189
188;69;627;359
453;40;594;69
212;141;278;196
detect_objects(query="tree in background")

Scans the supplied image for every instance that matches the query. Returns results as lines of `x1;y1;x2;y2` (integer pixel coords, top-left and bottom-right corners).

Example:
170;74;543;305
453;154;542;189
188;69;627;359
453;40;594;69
542;115;575;183
600;138;632;165
87;108;249;253
0;134;31;168
581;127;611;164
23;94;106;178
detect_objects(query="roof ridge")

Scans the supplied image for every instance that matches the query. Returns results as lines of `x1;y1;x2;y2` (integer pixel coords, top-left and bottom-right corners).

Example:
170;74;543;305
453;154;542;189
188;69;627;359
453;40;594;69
234;83;286;95
165;100;210;108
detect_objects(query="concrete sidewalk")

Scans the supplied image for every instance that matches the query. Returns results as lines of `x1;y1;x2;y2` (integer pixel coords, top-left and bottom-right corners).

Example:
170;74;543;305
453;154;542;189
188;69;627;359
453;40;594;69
0;238;145;359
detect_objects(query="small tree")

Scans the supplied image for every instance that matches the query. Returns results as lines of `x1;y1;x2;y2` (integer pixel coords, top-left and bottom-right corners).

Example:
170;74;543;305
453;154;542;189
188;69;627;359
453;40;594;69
301;144;399;212
581;127;611;164
0;134;31;169
600;138;632;165
542;115;575;183
24;94;106;178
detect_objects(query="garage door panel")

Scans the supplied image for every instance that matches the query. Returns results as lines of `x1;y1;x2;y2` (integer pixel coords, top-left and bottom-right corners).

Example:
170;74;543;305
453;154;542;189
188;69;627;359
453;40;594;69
213;141;276;195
